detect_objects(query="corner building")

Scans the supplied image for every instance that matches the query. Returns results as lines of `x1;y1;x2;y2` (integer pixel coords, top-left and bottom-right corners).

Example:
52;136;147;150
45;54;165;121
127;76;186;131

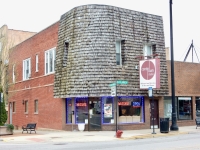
54;5;169;131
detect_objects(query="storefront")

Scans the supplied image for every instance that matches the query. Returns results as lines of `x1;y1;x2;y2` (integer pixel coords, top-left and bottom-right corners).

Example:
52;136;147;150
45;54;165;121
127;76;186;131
65;96;144;131
164;96;193;121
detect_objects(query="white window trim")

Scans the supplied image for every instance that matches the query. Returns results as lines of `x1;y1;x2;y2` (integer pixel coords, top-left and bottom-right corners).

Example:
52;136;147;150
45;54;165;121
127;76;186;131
116;40;122;66
45;47;56;75
13;64;15;83
23;58;31;80
143;44;152;59
36;54;38;72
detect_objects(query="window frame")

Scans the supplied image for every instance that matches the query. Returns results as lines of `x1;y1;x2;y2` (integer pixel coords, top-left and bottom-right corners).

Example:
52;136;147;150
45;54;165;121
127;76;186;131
36;54;38;72
12;64;15;83
116;40;122;65
143;44;152;59
34;99;38;114
23;58;31;80
12;102;16;113
45;47;56;75
25;100;28;113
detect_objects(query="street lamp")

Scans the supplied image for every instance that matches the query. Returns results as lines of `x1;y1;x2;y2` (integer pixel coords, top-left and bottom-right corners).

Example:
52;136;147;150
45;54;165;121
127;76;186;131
169;0;178;131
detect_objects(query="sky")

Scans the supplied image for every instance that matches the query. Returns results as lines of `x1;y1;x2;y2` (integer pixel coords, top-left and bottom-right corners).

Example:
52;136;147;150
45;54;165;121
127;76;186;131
0;0;200;62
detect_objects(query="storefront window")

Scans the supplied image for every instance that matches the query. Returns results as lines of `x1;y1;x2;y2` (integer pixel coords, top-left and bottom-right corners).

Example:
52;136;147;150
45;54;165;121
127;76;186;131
164;96;173;120
102;97;114;124
75;97;88;124
66;98;72;124
196;97;200;118
118;96;144;123
178;97;192;120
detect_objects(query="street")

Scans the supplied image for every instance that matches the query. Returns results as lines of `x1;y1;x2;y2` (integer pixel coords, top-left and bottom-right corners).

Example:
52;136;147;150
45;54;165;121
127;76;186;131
1;132;200;150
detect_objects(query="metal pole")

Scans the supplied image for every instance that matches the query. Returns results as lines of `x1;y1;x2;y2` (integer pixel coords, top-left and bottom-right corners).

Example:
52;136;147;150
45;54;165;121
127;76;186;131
115;82;118;133
169;0;179;131
152;90;156;134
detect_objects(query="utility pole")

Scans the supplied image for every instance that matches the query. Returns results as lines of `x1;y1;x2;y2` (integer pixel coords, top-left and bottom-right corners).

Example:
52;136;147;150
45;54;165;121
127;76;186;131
169;0;178;131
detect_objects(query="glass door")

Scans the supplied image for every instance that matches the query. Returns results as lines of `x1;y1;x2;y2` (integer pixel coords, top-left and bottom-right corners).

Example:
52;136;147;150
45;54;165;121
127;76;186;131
89;99;101;131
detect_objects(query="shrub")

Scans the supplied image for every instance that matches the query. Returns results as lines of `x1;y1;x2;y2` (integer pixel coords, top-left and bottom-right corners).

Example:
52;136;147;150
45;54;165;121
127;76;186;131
0;94;7;126
6;124;14;132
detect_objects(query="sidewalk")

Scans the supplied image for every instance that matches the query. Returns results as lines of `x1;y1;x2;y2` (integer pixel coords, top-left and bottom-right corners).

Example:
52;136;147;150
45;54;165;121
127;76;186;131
0;126;199;144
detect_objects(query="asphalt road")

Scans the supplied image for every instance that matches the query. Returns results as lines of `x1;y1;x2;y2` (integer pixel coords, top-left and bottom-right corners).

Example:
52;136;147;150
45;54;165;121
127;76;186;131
1;132;200;150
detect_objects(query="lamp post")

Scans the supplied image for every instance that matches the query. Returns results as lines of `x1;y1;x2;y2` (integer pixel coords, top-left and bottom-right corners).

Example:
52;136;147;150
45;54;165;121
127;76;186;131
169;0;178;131
148;87;156;134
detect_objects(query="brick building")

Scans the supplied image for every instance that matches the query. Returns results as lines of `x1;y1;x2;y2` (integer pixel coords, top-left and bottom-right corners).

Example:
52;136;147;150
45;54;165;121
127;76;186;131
8;5;198;131
0;25;36;112
8;22;65;130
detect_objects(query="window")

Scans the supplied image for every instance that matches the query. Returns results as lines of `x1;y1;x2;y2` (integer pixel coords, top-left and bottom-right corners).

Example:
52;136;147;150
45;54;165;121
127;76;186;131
196;97;200;118
102;97;114;124
45;47;56;74
63;42;68;67
118;96;144;123
36;54;38;72
163;96;173;120
34;100;38;113
12;102;15;112
13;64;15;83
25;100;28;113
178;97;192;120
66;98;72;124
143;44;152;59
23;58;31;80
75;97;88;124
116;40;122;65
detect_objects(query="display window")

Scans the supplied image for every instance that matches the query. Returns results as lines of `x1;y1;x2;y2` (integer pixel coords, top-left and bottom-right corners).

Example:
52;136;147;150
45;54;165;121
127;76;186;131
196;97;200;118
102;96;114;124
178;97;192;120
75;97;88;124
118;96;144;123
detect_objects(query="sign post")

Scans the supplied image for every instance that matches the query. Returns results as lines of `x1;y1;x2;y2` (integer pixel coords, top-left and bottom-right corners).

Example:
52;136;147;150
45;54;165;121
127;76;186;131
109;80;128;134
148;87;156;134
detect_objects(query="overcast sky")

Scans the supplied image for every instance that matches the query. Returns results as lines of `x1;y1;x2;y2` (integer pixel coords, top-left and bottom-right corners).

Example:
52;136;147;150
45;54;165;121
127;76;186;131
1;0;200;62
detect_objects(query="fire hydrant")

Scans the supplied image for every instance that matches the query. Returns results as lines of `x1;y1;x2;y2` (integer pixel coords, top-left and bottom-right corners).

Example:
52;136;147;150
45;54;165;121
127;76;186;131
116;130;123;138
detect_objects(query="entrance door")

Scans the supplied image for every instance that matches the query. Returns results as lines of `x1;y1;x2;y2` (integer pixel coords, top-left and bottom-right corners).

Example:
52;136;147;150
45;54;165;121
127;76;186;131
150;100;159;129
88;99;101;131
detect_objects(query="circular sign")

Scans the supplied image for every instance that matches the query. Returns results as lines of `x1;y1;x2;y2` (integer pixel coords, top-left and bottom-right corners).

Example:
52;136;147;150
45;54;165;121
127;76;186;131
141;61;155;80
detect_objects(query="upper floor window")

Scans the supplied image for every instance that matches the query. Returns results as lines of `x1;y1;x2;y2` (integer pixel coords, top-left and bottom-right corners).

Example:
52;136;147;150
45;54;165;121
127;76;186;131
12;102;16;113
13;64;15;83
23;58;31;80
36;54;38;72
25;100;28;113
45;47;56;75
143;44;152;59
34;99;38;113
116;40;122;65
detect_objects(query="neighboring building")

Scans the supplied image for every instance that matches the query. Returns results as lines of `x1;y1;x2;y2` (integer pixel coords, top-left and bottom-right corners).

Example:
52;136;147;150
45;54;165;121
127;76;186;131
8;5;198;131
8;22;63;129
0;25;36;111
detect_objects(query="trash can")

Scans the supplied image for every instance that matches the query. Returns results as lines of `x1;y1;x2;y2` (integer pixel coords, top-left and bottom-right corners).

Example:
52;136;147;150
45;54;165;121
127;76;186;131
160;118;169;133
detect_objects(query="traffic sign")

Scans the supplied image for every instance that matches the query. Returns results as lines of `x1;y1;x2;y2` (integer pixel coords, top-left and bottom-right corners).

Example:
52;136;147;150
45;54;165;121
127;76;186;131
117;80;128;84
109;83;116;87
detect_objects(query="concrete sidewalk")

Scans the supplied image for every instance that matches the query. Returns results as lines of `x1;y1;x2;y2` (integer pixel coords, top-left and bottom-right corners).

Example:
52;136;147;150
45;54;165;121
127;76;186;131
0;126;199;144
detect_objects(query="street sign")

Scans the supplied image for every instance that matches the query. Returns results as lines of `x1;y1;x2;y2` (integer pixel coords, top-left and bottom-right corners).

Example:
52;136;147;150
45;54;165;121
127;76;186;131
117;80;128;84
109;83;116;87
148;87;153;98
111;86;116;96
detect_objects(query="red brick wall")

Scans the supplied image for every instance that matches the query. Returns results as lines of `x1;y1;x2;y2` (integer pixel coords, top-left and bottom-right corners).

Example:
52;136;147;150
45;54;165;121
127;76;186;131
8;22;65;130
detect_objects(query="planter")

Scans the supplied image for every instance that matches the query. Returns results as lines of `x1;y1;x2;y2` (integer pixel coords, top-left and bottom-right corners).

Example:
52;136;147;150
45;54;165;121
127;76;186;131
78;124;85;132
0;126;13;135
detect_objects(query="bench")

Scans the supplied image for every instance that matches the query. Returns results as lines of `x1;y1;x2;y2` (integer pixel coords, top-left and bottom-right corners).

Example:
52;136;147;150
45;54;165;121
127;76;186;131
195;118;200;129
22;123;37;134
